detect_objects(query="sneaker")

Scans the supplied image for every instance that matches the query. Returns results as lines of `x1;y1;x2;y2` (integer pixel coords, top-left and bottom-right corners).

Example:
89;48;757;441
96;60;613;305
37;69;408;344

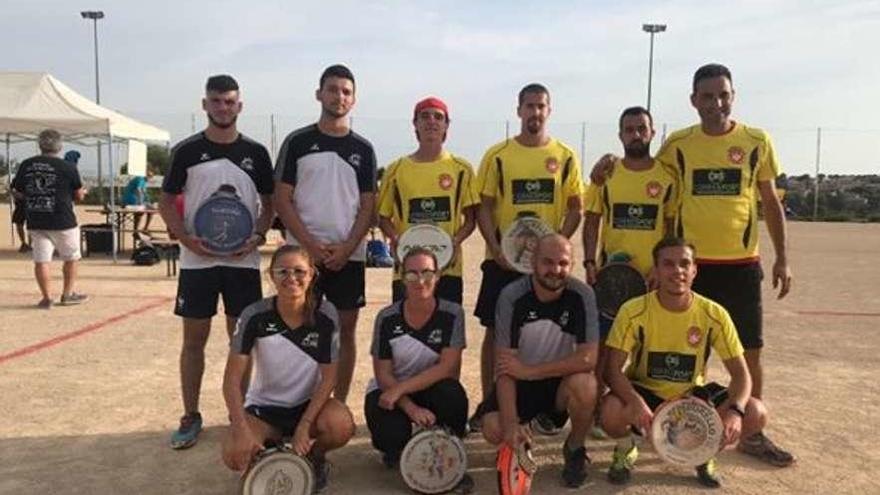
530;412;563;436
308;453;330;492
170;412;202;450
381;452;399;469
59;292;89;306
590;423;608;440
607;443;638;485
738;431;795;467
561;441;589;488
36;298;52;309
696;458;721;488
467;402;487;434
451;473;474;494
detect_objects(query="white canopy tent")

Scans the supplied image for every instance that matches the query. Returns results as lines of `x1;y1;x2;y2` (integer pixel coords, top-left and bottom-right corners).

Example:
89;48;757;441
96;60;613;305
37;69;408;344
0;71;171;259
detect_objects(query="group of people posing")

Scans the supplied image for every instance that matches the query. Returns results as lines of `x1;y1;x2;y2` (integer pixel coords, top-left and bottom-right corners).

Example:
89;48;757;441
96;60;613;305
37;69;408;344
144;62;795;492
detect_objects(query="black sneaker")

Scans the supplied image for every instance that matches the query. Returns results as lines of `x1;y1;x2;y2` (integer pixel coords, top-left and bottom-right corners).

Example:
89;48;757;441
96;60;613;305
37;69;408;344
696;458;721;489
530;412;563;436
467;402;488;434
309;453;330;493
381;452;399;469
561;441;589;488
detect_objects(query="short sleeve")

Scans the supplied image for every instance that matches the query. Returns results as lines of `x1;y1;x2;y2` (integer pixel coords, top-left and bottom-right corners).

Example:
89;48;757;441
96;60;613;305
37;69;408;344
476;149;499;198
254;146;275;195
710;306;745;360
448;305;466;349
457;159;480;209
579;286;600;344
275;134;298;186
561;152;584;200
357;145;378;193
376;160;401;218
319;302;341;363
757;135;781;182
370;307;394;360
162;143;189;194
494;286;515;348
583;184;603;214
604;303;637;354
230;304;260;355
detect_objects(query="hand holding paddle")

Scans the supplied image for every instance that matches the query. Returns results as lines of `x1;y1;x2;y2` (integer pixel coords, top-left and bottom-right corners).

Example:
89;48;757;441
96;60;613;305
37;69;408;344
291;421;315;456
223;424;263;472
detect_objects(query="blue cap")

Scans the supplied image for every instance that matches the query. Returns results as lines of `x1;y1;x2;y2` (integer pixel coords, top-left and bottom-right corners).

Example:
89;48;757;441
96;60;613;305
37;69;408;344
64;150;81;164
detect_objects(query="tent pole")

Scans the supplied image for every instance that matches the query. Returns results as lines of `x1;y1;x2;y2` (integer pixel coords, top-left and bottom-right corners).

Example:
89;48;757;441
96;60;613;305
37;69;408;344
107;132;117;262
6;134;13;246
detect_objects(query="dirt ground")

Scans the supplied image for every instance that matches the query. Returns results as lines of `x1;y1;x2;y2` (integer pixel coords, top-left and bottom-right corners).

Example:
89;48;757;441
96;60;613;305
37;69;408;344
0;205;878;494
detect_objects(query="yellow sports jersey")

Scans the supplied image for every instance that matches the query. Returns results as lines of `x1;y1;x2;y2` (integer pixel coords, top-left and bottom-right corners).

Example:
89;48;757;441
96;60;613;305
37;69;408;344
583;159;676;276
476;138;583;259
655;122;781;262
606;291;744;400
377;152;478;278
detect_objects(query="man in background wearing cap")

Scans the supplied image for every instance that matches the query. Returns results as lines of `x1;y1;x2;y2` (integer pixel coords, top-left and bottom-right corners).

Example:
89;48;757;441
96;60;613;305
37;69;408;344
274;64;377;404
377;97;478;304
11;129;88;308
470;83;584;432
64;150;81;166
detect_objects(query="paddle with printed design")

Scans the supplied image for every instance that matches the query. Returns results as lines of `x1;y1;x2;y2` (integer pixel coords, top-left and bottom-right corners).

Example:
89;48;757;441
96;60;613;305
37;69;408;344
400;426;467;494
193;185;254;254
241;443;314;495
594;262;647;318
496;442;537;495
501;217;553;274
650;396;724;467
396;224;455;270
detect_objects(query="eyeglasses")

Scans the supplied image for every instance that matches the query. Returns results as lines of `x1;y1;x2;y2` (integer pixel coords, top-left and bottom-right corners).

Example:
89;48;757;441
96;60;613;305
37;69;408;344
271;267;310;280
403;269;437;284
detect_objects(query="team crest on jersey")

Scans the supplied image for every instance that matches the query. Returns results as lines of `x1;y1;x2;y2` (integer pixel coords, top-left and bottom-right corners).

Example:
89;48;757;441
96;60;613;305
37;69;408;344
392;324;405;336
558;310;570;327
265;322;280;334
439;173;453;190
302;332;320;348
527;310;539;321
427;329;443;345
646;181;662;198
348;153;362;167
727;146;745;165
687;326;702;347
199;153;211;161
545;157;559;173
240;157;254;171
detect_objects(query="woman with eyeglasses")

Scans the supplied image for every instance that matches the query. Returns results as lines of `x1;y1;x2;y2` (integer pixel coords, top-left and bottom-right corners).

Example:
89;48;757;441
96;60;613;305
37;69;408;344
221;245;355;491
363;248;470;478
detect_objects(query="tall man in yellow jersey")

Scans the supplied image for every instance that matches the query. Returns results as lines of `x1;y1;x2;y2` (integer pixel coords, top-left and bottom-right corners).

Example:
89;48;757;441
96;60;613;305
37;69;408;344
470;83;584;431
591;65;794;465
377;97;478;303
601;237;771;488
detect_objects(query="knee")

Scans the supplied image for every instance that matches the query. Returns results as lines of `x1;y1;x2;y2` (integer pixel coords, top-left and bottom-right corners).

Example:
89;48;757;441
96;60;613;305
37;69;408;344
564;372;598;407
744;397;768;433
599;394;630;438
318;400;355;446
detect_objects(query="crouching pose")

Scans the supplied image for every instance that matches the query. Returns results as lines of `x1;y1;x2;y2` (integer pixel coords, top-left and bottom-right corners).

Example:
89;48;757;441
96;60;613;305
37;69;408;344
364;247;472;491
222;245;355;492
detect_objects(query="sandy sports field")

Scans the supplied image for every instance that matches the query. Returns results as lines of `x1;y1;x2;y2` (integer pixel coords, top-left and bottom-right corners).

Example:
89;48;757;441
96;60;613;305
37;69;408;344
0;206;878;494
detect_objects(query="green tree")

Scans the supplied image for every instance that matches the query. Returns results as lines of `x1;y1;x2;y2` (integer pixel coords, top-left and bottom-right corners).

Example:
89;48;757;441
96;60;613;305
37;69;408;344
148;145;171;175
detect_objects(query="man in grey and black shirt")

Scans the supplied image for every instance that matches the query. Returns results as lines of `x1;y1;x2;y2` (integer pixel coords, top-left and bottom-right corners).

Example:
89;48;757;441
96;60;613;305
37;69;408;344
480;234;600;488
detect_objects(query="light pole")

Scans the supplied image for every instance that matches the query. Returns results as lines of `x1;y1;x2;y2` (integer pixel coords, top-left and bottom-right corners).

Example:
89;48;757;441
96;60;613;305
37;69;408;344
81;10;105;202
642;23;666;112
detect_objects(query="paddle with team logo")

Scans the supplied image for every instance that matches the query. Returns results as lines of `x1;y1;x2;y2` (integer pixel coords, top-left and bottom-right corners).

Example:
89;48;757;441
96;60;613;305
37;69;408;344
396;224;455;271
649;392;725;468
193;184;255;255
500;216;554;274
399;426;468;494
241;442;314;495
496;441;537;495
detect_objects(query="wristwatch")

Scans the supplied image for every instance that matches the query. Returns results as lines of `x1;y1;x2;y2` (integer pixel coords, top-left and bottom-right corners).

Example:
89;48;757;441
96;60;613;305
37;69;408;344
728;403;746;418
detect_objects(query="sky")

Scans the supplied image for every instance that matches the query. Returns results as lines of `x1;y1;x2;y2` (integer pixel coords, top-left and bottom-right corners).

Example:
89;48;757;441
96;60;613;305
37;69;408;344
3;0;879;177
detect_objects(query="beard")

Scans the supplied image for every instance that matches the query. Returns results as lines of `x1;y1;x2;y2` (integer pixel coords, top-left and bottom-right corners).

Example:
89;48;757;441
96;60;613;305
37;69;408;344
525;118;543;135
322;103;349;119
208;113;237;129
624;140;651;158
535;273;566;292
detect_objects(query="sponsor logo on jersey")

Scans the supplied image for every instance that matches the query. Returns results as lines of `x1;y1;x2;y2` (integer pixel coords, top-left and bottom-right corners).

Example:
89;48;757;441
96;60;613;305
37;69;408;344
310;143;320;151
527;310;539;321
177;296;185;311
348;153;362;167
302;332;320;348
727;146;745;165
512;179;555;205
646;181;662;199
693;168;742;196
265;322;280;333
439;173;453;190
392;324;405;336
240;157;254;171
612;203;658;231
545;157;559;173
558;310;570;327
200;153;211;161
648;352;696;382
408;196;452;223
687;326;702;347
427;328;443;345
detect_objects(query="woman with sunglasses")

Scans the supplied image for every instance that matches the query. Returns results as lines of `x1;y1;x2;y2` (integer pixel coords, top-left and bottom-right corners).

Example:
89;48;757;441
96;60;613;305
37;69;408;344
363;247;471;485
221;245;355;491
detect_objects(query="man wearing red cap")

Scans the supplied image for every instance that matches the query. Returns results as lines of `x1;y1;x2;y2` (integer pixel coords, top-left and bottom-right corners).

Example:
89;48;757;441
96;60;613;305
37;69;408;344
377;97;478;303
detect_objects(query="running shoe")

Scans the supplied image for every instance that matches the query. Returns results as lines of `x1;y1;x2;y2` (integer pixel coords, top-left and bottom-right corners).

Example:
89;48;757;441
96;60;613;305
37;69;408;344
308;453;330;492
466;402;487;434
561;441;589;488
738;431;795;467
170;412;202;450
530;412;563;436
59;292;89;306
607;443;638;485
696;458;721;488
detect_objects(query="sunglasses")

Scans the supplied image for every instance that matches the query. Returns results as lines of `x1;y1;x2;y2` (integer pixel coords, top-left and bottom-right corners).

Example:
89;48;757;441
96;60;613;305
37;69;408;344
403;269;437;284
271;267;310;280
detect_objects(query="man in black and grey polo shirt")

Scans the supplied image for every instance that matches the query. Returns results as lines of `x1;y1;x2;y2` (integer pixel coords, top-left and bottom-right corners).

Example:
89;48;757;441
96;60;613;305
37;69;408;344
159;74;275;450
274;64;377;403
480;234;600;488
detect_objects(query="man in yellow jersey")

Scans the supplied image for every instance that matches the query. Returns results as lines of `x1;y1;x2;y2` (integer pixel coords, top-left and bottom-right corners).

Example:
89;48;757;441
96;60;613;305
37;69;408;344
583;106;676;331
601;237;770;488
591;64;794;466
377;97;478;303
470;83;584;432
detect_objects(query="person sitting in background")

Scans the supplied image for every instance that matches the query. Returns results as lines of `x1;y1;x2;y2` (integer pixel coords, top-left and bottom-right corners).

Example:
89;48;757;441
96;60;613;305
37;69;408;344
122;166;156;237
